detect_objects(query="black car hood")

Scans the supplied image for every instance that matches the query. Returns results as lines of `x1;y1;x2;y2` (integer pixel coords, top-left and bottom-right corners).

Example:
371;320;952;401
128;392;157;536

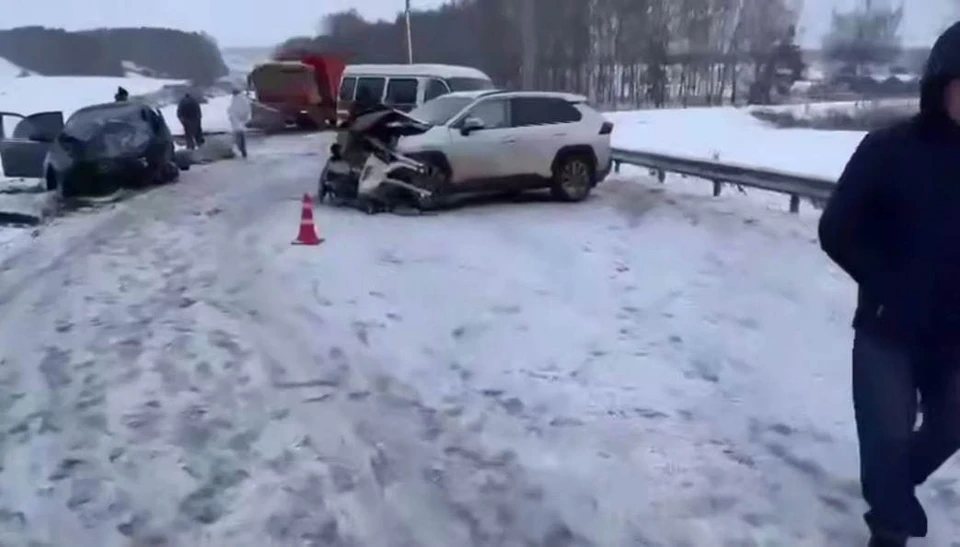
60;104;157;160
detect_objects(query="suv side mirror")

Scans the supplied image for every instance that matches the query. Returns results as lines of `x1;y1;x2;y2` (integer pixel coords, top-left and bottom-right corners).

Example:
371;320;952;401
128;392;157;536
460;116;485;136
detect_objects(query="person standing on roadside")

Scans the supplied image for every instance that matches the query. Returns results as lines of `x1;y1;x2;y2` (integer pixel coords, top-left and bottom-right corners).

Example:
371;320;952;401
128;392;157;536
818;21;960;547
176;92;204;150
227;88;252;158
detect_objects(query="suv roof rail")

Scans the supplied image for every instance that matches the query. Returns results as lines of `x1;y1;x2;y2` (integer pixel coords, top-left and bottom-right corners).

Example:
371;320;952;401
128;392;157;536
489;90;588;103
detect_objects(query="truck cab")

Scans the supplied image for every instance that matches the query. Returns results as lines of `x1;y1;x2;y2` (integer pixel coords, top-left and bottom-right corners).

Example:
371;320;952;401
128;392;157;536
248;53;347;130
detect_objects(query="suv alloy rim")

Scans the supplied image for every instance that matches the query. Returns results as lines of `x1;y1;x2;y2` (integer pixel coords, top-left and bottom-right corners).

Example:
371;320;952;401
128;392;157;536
561;159;590;198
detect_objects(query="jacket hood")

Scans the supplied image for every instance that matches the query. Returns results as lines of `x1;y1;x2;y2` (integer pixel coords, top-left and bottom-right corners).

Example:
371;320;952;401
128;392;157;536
920;21;960;118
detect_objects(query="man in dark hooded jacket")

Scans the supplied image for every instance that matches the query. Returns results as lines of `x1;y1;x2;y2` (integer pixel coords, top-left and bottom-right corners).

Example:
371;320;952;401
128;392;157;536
176;93;204;150
819;21;960;547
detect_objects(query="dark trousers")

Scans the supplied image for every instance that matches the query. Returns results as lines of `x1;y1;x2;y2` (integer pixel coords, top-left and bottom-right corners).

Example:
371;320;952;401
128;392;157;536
179;118;205;150
853;330;960;538
233;131;247;158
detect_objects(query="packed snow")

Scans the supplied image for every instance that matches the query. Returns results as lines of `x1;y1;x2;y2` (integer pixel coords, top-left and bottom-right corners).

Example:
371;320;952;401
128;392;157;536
0;131;957;546
6;50;953;543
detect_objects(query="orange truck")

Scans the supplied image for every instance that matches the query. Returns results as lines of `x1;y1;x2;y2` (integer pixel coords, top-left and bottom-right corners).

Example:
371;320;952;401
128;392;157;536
247;53;347;131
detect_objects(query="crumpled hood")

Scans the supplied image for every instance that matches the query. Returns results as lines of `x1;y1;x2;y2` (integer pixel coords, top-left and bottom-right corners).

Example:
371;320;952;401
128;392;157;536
920;21;960;119
62;120;152;161
346;107;432;141
60;104;156;161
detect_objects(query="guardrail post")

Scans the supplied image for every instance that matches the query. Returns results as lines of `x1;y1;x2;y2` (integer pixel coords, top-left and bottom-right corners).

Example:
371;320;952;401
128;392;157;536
789;194;800;214
609;147;832;209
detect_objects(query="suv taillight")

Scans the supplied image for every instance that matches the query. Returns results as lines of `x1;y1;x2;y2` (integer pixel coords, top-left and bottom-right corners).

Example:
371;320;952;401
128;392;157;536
599;121;614;135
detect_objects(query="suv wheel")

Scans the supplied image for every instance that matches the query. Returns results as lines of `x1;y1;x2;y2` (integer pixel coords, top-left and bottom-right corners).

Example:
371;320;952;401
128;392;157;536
551;154;594;202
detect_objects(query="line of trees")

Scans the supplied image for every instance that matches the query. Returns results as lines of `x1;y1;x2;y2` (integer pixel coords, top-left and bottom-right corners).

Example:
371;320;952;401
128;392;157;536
276;0;807;108
0;27;228;84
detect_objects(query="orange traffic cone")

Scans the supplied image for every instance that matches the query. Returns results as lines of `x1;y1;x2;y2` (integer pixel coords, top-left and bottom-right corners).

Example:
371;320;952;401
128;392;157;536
292;193;323;245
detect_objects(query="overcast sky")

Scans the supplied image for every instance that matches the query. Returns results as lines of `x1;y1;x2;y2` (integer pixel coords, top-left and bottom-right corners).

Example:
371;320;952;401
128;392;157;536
2;0;955;49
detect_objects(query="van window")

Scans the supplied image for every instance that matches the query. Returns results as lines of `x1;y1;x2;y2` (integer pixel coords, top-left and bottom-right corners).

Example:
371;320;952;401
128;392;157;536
385;78;419;108
339;77;357;101
424;79;450;102
355;77;386;105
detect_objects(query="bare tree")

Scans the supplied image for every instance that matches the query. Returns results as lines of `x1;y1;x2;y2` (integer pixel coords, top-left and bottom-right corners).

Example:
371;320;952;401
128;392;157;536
280;0;804;109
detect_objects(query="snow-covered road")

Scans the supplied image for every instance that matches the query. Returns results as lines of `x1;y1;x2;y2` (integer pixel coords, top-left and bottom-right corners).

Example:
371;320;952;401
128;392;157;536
1;133;959;546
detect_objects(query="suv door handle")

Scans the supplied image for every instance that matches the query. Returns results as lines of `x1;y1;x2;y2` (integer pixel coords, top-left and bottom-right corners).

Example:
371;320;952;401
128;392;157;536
500;138;516;143
552;133;568;137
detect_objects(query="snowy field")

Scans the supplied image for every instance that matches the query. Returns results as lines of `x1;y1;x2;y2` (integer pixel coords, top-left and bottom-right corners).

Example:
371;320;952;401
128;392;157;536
0;132;958;546
607;105;865;181
605;98;920;182
0;75;186;120
0;56;233;138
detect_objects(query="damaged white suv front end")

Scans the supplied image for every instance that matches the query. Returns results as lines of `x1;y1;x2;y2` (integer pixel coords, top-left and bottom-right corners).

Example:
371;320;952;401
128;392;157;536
318;106;445;213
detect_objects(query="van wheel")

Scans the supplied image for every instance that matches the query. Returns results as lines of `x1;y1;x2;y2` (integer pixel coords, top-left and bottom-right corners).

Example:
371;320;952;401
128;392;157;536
550;153;594;202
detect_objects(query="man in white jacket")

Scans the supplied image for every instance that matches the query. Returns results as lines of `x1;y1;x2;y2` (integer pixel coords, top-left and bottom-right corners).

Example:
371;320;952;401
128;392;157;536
227;88;252;158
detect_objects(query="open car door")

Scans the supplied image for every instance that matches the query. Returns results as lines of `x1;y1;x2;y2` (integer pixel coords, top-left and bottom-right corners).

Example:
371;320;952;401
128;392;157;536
0;111;64;178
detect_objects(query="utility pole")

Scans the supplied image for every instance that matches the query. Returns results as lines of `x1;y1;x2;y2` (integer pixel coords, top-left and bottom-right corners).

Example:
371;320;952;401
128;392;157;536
405;0;414;64
520;0;536;89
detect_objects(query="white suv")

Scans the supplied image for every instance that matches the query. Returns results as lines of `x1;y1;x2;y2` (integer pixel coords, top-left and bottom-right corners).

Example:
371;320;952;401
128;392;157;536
395;90;614;202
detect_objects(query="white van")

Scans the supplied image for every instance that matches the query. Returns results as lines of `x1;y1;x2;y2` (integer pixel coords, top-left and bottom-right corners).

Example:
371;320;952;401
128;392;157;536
336;64;494;120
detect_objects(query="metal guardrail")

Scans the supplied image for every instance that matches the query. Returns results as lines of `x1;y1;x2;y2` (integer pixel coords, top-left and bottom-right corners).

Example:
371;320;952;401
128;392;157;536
611;148;836;214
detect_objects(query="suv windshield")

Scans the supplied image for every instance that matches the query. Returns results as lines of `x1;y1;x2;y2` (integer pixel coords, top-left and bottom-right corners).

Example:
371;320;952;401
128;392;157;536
408;95;474;125
447;77;494;92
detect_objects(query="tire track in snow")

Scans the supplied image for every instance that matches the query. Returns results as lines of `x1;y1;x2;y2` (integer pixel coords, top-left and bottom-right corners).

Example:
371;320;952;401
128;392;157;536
0;133;585;546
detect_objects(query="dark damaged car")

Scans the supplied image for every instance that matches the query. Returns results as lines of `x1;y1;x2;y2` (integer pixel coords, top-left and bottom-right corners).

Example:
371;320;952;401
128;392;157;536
0;101;180;198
